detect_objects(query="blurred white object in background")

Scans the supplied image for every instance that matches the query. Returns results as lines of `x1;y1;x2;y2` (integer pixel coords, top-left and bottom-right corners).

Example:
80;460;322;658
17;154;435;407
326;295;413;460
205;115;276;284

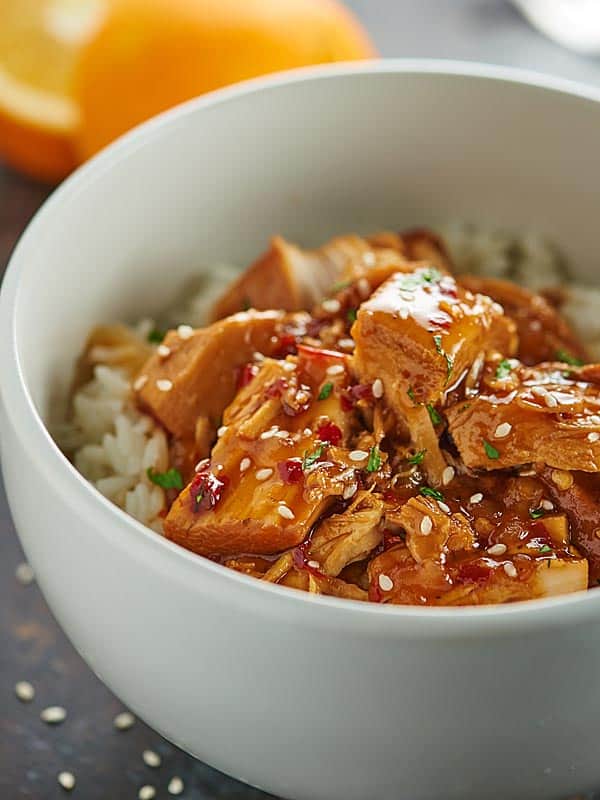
513;0;600;54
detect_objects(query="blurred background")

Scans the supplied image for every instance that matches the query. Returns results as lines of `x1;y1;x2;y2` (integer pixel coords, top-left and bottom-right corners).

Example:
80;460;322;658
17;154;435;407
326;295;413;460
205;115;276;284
2;2;600;798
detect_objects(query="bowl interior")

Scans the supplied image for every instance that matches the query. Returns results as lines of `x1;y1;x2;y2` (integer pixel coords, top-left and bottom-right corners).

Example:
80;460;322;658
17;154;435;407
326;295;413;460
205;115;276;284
7;63;600;425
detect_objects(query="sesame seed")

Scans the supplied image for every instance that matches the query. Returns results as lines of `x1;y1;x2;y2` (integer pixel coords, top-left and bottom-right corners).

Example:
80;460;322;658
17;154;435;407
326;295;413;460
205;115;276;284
260;427;279;440
15;562;35;585
322;299;341;313
588;432;600;443
437;501;451;514
15;681;35;702
531;386;548;398
378;574;394;591
133;374;148;392
41;706;67;724
194;458;209;472
487;543;507;556
357;277;370;298
143;750;162;768
177;324;194;339
343;482;358;500
253;351;265;362
540;499;554;511
157;344;171;357
113;711;135;730
139;787;156;800
296;391;309;404
470;493;483;504
338;338;355;349
420;515;433;535
156;379;173;392
590;415;600;425
307;560;320;569
442;466;455;486
239;457;251;473
326;364;345;376
168;777;185;796
494;422;512;438
303;428;312;436
217;425;228;437
349;449;369;461
277;504;295;520
544;393;558;408
255;468;273;481
372;378;384;399
57;771;75;791
503;562;518;578
282;361;296;372
274;430;290;439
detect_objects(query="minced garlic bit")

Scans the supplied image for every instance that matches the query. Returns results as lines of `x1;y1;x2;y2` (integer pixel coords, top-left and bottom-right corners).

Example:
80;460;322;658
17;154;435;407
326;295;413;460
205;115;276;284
256;468;273;481
420;515;433;535
133;374;148;392
142;750;162;768
372;378;384;399
326;364;345;376
494;422;512;439
138;786;156;800
503;562;518;578
487;543;507;556
239;457;251;473
57;771;76;791
168;777;185;796
322;298;341;313
442;466;455;486
469;493;483;504
349;449;369;462
40;706;67;724
15;562;35;585
157;344;171;358
15;681;35;702
277;504;295;520
177;324;194;339
378;573;394;591
156;379;173;392
113;711;135;730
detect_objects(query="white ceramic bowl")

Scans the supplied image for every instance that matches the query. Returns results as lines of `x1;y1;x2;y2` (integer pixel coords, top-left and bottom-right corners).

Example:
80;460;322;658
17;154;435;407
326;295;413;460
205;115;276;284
3;61;600;800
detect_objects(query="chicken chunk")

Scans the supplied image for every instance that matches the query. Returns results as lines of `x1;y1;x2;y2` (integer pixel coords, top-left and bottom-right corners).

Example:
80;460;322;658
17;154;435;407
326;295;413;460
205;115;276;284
164;349;360;556
211;233;407;320
135;310;293;439
459;275;587;365
446;361;600;472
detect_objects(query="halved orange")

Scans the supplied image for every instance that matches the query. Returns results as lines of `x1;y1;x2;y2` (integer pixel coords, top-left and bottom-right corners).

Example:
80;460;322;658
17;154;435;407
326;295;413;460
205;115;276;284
0;0;105;182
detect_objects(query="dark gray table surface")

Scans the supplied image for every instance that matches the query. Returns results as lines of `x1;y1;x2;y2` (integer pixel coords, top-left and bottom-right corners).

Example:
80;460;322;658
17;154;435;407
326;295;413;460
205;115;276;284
2;2;600;798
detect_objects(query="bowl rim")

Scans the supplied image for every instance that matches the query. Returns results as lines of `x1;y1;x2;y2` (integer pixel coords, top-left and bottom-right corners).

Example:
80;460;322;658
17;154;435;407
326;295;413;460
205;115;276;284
4;58;600;635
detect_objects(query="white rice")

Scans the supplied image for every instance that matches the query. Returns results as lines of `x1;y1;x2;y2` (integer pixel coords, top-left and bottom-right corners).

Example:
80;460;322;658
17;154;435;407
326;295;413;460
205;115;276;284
59;225;600;529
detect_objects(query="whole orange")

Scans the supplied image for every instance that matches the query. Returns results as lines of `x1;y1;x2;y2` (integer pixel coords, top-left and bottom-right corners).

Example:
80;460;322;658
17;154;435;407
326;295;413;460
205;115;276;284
74;0;376;158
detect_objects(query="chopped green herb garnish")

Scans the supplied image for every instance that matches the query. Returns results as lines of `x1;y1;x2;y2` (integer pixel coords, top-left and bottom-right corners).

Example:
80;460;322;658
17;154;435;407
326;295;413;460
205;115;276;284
318;382;333;401
398;267;442;291
330;279;352;293
408;449;426;465
366;445;381;473
433;334;443;354
148;328;166;344
538;544;553;553
420;486;444;502
302;443;324;470
147;467;183;490
460;403;471;412
483;440;500;460
556;349;584;367
495;358;513;379
529;508;545;520
432;334;453;380
427;404;442;425
407;386;417;405
347;308;357;323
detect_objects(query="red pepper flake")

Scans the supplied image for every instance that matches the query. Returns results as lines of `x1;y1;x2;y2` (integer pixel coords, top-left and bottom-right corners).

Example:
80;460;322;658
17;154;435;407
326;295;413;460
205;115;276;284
316;421;342;446
292;544;323;577
189;471;229;513
273;333;297;358
277;459;304;484
237;362;259;389
340;391;355;412
297;344;346;362
265;377;289;398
